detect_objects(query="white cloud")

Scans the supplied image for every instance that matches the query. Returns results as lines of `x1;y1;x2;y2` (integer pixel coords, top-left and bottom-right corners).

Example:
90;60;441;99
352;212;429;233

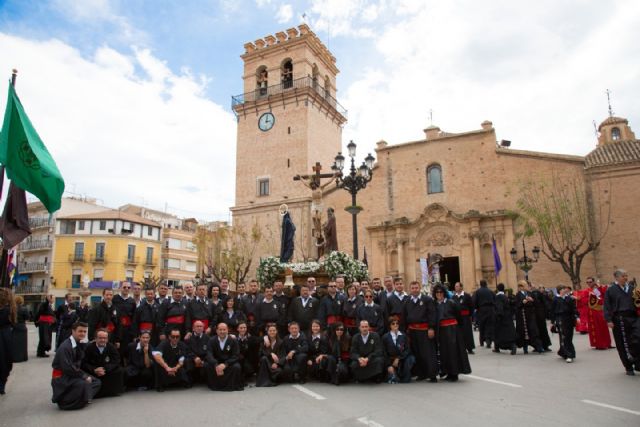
0;33;236;221
276;4;294;24
337;0;640;159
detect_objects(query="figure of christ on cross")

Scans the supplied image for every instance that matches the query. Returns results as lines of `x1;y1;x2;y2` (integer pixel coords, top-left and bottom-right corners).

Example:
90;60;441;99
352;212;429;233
294;162;339;260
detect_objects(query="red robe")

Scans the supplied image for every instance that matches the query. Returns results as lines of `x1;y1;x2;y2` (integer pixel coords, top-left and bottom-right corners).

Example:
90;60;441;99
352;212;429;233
587;285;612;349
574;289;589;333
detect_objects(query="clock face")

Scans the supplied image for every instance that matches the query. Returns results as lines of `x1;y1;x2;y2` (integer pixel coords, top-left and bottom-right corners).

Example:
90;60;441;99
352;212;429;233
258;112;275;132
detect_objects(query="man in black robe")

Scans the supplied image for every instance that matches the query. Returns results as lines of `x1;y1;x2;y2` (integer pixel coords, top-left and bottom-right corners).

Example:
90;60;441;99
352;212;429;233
282;322;309;383
82;329;124;398
113;282;136;359
242;280;263;335
185;283;213;337
377;276;395;309
453;282;475;354
532;285;552;352
205;322;244;391
515;281;544;354
604;269;640;375
133;287;160;346
36;294;56;357
318;281;346;329
288;284;319;334
382;317;414;383
156;283;169;305
493;284;517;354
384;277;408;327
156;286;187;340
472;279;495;348
152;327;192;391
51;322;101;410
256;286;287;335
402;281;437;381
185;320;209;383
126;330;154;390
356;290;385;334
434;284;471;381
273;281;291;336
551;285;578;363
350;320;384;382
88;289;119;345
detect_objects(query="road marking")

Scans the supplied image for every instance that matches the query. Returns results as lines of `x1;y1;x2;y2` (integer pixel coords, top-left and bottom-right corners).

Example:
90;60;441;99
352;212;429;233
357;416;385;427
292;384;326;400
464;374;522;388
581;400;640;416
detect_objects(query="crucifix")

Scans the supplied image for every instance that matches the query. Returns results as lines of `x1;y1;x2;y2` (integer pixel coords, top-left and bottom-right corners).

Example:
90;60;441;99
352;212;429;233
294;162;339;259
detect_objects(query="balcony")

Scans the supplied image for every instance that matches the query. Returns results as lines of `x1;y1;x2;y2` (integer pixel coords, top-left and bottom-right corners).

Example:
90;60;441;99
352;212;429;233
125;256;139;265
20;262;48;273
14;282;48;295
29;217;50;229
90;254;107;264
18;239;52;252
68;254;85;263
231;76;347;120
144;257;157;267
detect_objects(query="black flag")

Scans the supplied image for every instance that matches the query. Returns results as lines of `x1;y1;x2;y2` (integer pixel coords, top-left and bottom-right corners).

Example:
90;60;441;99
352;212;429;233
0;180;32;248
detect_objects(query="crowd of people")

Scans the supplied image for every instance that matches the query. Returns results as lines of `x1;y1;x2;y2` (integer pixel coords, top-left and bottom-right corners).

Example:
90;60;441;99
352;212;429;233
0;268;638;410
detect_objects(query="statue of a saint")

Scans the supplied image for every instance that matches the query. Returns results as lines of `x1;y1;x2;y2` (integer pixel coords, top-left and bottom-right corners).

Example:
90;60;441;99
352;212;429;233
323;207;338;253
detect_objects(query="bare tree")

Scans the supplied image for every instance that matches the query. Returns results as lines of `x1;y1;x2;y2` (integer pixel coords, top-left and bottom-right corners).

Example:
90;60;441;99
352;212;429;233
512;170;611;288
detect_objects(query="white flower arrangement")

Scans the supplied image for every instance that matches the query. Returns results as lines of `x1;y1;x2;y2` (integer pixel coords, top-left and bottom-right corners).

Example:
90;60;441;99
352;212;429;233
257;252;369;285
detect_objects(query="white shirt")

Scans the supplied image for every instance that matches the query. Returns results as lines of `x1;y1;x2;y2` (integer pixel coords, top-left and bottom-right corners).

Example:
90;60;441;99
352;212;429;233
301;298;309;307
97;345;106;354
218;336;228;350
70;336;78;349
390;330;402;345
411;296;420;304
361;333;370;344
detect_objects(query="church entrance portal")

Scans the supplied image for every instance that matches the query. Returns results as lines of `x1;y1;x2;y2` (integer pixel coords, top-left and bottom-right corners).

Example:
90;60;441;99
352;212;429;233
439;256;460;285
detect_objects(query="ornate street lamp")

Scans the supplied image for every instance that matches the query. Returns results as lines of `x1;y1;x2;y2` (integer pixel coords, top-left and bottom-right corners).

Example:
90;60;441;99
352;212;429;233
510;239;540;281
332;141;375;260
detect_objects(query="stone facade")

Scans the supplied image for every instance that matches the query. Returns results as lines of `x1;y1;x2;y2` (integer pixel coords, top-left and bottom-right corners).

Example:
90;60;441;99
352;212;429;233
231;26;640;289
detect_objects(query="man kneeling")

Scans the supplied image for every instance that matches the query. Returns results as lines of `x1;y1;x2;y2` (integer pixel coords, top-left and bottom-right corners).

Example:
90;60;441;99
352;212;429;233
206;323;244;391
51;322;101;410
350;320;384;383
82;329;124;397
152;328;192;392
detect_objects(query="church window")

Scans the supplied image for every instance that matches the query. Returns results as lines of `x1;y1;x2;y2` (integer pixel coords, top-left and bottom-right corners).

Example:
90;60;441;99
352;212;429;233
256;66;268;97
282;59;293;89
611;127;621;141
427;164;443;194
258;178;270;196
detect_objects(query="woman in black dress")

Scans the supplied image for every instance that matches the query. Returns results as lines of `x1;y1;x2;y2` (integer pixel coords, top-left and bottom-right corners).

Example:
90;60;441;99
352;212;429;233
220;297;246;336
307;320;330;382
0;288;16;394
341;285;362;337
255;323;285;387
433;284;471;382
11;295;29;363
326;321;351;385
56;302;79;349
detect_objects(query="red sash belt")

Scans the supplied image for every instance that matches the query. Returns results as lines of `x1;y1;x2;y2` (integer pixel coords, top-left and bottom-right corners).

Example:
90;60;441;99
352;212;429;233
139;322;153;332
341;351;350;361
343;317;356;328
52;369;63;379
460;310;470;316
98;322;116;333
193;319;209;330
120;315;132;327
167;315;185;324
39;315;55;324
408;322;430;331
440;319;458;327
327;315;342;325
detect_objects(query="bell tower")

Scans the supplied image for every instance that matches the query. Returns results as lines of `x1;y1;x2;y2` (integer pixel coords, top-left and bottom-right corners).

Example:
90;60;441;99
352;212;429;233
231;24;347;210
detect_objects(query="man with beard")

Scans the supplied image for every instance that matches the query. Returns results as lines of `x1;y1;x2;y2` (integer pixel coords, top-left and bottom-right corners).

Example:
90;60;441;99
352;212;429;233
88;289;119;346
402;281;437;381
81;329;124;397
452;282;475;354
515;281;544;354
472;279;495;349
36;294;56;357
51;322;101;410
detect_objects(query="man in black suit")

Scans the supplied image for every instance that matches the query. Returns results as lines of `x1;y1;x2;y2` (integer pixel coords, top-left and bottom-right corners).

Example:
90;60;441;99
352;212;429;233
382;317;415;383
206;323;243;391
288;284;319;334
81;329;124;398
350;320;384;382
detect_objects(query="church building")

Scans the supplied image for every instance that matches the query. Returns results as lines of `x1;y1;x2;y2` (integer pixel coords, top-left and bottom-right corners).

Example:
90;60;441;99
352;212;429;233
230;25;640;289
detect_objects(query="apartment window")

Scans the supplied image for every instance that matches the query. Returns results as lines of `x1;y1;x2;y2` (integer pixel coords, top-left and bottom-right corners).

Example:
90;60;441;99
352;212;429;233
165;238;181;250
127;245;136;262
185;261;197;273
146;247;154;264
258;178;270;196
99;220;106;231
93;268;104;281
61;220;76;234
95;242;105;260
147;226;153;236
74;242;84;261
78;220;85;231
71;269;82;288
125;270;134;282
166;258;180;269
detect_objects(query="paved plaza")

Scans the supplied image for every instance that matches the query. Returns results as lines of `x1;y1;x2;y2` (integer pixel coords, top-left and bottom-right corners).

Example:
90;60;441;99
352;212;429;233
0;325;638;427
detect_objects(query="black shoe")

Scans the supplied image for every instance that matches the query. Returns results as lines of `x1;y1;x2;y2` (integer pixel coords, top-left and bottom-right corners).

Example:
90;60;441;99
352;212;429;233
37;354;49;358
492;349;500;353
445;375;458;382
544;347;552;352
625;370;635;376
523;347;528;354
486;342;492;349
183;383;193;389
428;377;438;383
156;387;165;392
468;350;475;355
510;346;517;355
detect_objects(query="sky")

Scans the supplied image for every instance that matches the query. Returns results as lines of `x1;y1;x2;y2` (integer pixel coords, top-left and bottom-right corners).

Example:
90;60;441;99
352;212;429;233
0;0;638;222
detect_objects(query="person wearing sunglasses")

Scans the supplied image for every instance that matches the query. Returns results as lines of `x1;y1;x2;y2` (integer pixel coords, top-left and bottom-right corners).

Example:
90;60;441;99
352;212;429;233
382;316;414;383
113;282;136;363
326;322;351;385
318;281;345;329
356;290;384;335
433;284;471;382
152;328;192;392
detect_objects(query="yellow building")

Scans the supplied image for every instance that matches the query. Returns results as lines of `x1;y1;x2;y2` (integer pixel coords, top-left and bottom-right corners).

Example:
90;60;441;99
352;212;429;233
52;210;162;298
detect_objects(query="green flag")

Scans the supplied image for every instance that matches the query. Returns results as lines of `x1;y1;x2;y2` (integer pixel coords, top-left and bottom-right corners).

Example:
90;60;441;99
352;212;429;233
0;83;65;213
